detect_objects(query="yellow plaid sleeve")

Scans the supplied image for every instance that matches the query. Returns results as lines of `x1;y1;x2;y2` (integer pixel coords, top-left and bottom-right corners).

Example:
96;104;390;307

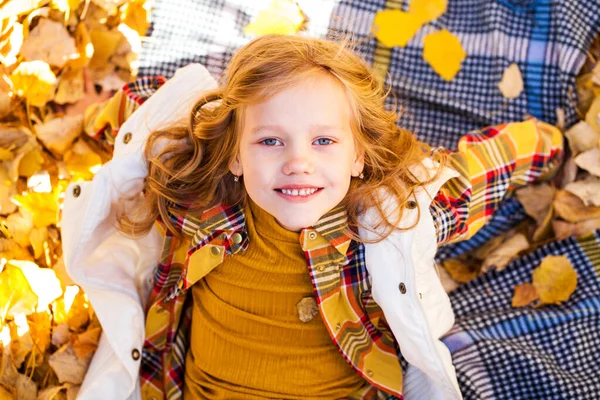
430;118;564;245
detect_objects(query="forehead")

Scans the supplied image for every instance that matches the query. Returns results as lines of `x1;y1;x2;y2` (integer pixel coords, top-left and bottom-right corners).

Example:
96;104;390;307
243;74;352;133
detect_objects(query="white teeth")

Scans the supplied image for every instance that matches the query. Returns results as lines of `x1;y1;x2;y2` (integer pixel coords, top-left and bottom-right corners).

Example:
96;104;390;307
280;188;318;196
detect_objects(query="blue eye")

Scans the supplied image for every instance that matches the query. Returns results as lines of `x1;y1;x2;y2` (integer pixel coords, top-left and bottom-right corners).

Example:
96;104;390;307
261;138;282;146
314;138;333;145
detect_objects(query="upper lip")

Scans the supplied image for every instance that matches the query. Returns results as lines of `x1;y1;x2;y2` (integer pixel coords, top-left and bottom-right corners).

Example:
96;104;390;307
276;185;322;190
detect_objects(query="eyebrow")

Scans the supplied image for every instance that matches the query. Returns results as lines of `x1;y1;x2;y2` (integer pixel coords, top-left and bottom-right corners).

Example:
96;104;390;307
250;124;340;135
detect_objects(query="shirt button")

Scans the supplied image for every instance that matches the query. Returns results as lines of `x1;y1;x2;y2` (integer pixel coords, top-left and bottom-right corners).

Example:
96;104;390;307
406;200;417;209
317;265;325;272
335;323;341;330
399;282;407;294
72;185;81;198
131;348;140;361
308;231;317;240
210;246;221;256
123;132;133;144
366;370;374;377
232;232;243;244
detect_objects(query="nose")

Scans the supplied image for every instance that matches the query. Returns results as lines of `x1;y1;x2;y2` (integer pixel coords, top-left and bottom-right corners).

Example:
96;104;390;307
282;145;315;175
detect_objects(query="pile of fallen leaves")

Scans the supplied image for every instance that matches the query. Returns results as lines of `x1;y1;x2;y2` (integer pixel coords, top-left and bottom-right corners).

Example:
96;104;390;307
440;36;600;307
0;0;150;398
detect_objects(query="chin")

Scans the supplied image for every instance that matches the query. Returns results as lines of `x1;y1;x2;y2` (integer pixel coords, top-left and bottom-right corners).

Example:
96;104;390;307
277;215;320;232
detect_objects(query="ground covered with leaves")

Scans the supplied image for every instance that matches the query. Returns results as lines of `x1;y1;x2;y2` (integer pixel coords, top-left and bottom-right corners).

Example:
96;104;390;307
0;0;599;398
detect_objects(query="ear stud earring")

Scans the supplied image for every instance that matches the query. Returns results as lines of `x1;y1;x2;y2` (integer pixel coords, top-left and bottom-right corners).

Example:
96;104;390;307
233;175;240;182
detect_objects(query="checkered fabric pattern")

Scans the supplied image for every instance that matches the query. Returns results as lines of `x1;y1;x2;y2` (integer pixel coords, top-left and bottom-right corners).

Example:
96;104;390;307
443;232;600;398
139;0;599;150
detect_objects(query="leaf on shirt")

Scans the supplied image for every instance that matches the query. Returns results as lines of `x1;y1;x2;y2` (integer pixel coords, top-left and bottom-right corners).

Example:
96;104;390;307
553;189;600;223
511;283;539;307
564;121;600;154
372;9;423;48
516;184;555;225
574;148;600;177
409;0;447;24
35;114;83;155
532;255;577;306
423;29;466;81
9;61;57;108
441;258;480;283
498;63;524;99
481;232;529;272
244;0;306;36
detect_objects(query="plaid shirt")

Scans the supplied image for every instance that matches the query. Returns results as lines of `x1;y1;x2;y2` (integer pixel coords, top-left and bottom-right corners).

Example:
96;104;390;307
87;77;563;399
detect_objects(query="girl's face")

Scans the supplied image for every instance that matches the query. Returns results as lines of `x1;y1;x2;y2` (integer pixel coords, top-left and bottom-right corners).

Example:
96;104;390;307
230;74;364;231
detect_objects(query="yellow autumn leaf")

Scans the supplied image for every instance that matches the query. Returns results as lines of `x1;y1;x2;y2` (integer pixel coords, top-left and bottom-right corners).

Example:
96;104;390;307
0;147;13;160
18;147;44;177
423;29;466;81
122;0;151;36
0;263;38;320
511;283;539;308
64;147;102;181
10;61;57;107
89;28;123;68
244;0;305;36
67;23;94;69
532;255;577;306
372;9;422;48
409;0;447;24
442;258;480;283
12;192;59;228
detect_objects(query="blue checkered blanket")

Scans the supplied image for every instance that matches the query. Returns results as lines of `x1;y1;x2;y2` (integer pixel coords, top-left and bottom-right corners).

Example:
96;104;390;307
139;1;600;398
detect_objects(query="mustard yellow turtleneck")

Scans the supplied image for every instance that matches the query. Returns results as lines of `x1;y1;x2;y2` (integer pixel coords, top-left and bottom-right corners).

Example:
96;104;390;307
183;199;366;399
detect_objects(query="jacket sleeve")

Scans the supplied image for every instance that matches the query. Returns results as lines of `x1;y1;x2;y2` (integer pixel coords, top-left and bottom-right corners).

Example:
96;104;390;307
430;118;564;245
61;64;218;399
83;76;167;147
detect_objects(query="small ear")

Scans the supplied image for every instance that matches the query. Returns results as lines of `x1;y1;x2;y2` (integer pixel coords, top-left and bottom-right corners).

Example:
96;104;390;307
351;150;365;177
229;154;243;177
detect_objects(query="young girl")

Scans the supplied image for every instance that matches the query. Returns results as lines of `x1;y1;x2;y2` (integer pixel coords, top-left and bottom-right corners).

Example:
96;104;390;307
61;35;563;400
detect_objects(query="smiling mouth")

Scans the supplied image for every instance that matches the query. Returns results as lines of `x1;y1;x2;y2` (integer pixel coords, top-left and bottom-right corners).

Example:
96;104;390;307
274;188;323;197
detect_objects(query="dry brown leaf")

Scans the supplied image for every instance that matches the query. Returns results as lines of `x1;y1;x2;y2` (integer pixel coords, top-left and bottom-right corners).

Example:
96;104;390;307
51;323;70;348
71;327;100;359
585;96;600;133
511;283;539;307
35;114;83;154
0;164;17;215
532;204;554;243
471;234;505;260
564;120;600;154
54;68;85;105
48;343;90;384
437;263;459;293
515;183;554;224
564;176;600;207
481;233;529;272
17;147;45;178
37;385;67;400
51;258;76;288
0;341;20;388
574;148;600;177
554;154;578;189
66;385;79;400
0;238;32;261
14;372;37;400
552;218;600;240
3;209;34;248
9;317;33;367
0;124;30;150
20;18;77;68
532;255;577;306
0;385;12;399
498;63;524;99
442;258;480;283
553;189;600;223
67;23;94;69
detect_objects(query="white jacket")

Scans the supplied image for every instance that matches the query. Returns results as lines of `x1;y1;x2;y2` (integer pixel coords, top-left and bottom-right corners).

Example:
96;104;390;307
61;64;462;400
